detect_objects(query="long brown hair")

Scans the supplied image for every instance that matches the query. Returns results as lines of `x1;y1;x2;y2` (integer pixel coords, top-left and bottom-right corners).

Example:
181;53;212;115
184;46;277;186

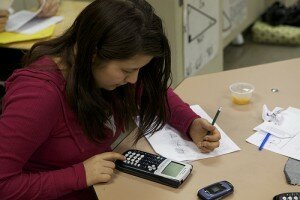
24;0;172;143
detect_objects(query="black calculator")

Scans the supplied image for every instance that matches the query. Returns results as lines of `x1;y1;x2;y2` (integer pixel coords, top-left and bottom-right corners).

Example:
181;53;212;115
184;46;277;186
273;193;300;200
115;149;192;188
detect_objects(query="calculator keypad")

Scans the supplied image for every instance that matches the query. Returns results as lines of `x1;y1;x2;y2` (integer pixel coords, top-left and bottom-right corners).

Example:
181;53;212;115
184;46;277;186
276;193;300;200
123;150;166;173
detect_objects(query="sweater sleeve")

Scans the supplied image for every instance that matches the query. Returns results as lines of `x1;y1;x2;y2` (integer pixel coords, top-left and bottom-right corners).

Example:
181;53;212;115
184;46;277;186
0;81;86;200
167;88;199;138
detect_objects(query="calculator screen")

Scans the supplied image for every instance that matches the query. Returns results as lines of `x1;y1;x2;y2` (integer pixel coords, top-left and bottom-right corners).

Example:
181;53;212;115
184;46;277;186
161;161;185;177
206;183;226;194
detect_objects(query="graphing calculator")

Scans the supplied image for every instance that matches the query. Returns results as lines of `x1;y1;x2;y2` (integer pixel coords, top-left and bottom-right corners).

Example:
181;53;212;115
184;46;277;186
273;192;300;200
197;180;234;200
115;149;193;188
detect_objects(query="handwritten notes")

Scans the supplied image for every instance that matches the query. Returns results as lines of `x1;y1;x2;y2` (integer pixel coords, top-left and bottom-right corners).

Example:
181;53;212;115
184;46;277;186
146;105;240;162
247;106;300;160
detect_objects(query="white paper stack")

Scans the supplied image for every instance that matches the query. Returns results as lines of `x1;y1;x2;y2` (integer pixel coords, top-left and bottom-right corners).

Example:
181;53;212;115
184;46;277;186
247;105;300;160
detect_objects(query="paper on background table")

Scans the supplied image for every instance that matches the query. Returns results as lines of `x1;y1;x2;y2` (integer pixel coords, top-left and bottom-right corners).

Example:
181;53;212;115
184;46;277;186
0;25;55;44
17;16;63;34
145;105;241;162
247;107;300;160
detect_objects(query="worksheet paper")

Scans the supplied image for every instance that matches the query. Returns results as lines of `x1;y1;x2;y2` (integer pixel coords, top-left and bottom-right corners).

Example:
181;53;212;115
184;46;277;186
247;107;300;160
145;105;241;162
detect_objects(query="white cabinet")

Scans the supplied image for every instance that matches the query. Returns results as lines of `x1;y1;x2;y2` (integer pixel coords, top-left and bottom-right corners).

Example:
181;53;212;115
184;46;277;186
146;0;283;87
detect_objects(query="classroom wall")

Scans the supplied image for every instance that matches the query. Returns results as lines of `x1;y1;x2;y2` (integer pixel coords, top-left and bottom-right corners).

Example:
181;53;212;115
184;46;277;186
146;0;299;88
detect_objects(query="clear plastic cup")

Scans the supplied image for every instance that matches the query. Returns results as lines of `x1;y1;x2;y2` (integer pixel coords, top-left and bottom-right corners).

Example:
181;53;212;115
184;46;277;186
229;82;255;105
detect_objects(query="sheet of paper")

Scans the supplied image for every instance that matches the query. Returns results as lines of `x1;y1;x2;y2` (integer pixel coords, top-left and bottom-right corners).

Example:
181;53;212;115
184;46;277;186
17;16;63;34
146;105;241;162
6;11;40;32
246;131;300;161
247;106;300;160
0;0;13;10
254;107;300;138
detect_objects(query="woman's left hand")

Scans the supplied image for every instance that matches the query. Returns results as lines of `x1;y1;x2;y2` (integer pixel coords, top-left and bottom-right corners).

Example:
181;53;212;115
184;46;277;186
189;118;221;153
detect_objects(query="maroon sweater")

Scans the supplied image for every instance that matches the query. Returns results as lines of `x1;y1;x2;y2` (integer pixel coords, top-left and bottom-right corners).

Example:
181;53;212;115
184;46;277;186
0;57;199;200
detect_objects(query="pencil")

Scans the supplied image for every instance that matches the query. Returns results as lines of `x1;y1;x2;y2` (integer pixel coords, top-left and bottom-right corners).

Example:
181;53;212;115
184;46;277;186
207;107;222;135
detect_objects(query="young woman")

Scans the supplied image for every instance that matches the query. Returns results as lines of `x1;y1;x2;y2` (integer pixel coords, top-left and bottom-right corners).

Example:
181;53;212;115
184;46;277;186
0;0;221;199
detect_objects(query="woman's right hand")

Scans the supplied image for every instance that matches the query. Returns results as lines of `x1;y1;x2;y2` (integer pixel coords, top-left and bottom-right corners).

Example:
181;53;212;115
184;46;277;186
83;152;125;186
0;10;9;32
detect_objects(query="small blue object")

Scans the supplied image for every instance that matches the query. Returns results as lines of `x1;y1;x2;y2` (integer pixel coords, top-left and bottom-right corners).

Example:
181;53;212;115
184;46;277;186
197;180;234;200
258;133;271;151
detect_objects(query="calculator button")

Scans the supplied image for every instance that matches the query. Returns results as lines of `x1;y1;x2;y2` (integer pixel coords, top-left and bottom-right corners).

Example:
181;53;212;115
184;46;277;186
294;197;298;200
283;197;287;200
288;197;293;200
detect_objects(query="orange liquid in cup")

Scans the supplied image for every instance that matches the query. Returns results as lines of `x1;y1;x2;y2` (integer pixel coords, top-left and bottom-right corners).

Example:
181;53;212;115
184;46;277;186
232;96;250;105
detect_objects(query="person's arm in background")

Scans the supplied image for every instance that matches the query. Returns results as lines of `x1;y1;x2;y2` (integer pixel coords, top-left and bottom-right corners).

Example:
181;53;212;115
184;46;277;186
0;10;9;32
166;88;221;153
37;0;60;18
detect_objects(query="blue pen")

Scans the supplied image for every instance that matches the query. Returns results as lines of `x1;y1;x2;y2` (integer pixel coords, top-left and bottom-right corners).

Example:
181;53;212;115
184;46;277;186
258;133;271;151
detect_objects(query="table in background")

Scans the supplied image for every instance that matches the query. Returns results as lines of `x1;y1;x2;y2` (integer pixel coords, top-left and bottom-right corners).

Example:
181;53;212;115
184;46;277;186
0;1;90;83
1;0;90;50
94;58;300;200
